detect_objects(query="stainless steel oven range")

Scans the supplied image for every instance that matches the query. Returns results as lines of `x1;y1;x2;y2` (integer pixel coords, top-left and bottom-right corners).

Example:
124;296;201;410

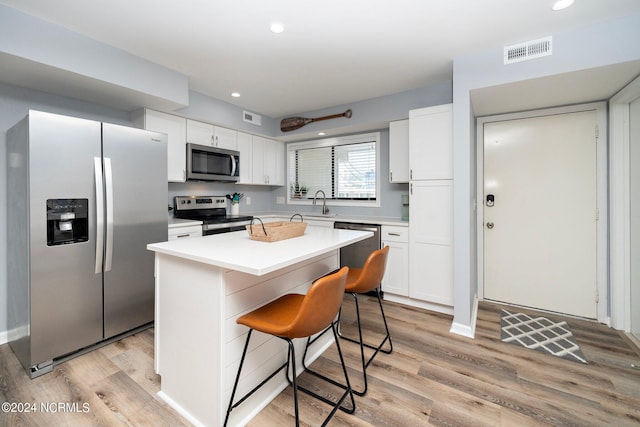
173;195;253;235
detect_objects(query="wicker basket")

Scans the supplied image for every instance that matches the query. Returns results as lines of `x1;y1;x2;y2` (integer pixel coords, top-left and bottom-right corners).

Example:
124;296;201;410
246;215;307;242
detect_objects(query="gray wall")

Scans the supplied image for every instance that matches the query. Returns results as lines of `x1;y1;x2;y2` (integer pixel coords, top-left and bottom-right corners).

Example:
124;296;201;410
175;90;280;137
0;4;189;110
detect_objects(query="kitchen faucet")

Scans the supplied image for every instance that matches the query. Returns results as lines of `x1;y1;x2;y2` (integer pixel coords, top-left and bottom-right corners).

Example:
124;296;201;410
313;190;330;215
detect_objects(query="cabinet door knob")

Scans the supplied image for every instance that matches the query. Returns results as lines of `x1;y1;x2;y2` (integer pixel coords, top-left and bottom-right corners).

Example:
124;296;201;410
486;222;495;229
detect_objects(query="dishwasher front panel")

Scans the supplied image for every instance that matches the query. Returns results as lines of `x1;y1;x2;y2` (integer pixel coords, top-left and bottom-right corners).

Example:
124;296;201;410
334;222;381;269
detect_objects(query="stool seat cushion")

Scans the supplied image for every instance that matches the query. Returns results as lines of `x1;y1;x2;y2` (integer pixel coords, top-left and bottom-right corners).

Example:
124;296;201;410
237;294;305;338
344;246;389;294
236;266;348;340
345;268;365;293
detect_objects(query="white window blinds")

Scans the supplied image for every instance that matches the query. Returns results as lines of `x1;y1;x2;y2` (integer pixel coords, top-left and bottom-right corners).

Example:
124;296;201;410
288;134;378;201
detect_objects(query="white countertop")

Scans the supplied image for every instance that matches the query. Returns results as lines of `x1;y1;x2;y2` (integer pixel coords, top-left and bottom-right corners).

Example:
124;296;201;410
247;212;408;227
148;225;372;276
167;213;408;228
168;217;202;228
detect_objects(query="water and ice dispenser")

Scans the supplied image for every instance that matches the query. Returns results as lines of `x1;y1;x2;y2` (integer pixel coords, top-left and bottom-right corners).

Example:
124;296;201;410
46;199;89;246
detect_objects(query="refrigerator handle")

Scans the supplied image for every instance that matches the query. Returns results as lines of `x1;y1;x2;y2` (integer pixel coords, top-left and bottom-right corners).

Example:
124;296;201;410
94;157;104;274
104;158;114;272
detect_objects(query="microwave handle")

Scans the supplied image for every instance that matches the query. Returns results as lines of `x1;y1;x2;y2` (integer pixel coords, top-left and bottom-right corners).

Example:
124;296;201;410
230;154;237;176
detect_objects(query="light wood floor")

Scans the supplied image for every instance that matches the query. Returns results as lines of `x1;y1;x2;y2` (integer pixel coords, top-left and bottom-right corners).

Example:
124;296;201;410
1;300;639;426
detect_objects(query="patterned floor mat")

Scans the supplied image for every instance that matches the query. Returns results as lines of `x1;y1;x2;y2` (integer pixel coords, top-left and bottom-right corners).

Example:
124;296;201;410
500;309;587;364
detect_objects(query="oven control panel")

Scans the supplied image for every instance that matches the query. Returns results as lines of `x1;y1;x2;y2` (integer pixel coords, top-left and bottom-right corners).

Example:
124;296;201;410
174;195;226;211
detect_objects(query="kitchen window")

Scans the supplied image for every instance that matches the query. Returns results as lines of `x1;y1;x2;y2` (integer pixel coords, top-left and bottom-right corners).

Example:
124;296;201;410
287;132;380;207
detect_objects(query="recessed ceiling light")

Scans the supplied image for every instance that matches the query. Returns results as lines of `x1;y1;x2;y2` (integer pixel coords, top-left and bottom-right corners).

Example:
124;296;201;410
552;0;575;11
231;92;241;98
318;132;326;136
270;22;284;34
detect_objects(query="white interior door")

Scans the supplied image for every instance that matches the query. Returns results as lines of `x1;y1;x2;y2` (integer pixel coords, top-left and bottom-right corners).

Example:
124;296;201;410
630;96;640;340
483;111;598;318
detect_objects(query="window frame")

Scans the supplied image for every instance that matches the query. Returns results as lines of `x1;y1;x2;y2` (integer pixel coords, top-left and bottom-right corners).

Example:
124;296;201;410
286;132;381;208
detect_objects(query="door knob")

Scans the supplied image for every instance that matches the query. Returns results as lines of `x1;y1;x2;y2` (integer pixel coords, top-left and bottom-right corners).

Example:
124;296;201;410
486;222;494;229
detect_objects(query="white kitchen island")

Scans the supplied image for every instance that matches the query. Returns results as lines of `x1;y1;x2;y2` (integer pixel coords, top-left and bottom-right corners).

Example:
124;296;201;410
147;226;372;427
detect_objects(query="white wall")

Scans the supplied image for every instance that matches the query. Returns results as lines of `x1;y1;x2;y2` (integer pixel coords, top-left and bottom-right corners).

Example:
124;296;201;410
450;12;640;334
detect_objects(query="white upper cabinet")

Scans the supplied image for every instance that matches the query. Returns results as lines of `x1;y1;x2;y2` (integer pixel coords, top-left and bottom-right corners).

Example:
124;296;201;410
252;136;284;186
186;120;237;150
133;110;280;185
389;119;409;183
265;138;284;186
213;126;238;150
409;104;452;180
133;109;187;182
186;119;214;146
236;131;253;184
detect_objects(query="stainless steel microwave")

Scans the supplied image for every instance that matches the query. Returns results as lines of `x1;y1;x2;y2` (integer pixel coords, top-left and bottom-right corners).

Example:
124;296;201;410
186;143;240;182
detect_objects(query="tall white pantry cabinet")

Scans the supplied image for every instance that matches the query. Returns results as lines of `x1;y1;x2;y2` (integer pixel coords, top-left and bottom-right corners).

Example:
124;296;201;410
408;104;454;312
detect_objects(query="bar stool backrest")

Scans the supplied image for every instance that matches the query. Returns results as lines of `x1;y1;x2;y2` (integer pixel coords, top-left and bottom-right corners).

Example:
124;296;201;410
288;266;348;339
347;246;390;294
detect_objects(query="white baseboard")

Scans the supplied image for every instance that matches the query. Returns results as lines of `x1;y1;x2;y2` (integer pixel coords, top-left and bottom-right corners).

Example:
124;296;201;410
0;330;9;346
383;294;454;315
0;325;28;346
449;296;478;339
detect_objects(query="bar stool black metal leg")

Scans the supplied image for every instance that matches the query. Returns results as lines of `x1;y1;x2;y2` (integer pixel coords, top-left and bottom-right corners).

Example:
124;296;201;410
336;288;393;396
299;322;356;420
225;330;290;426
224;329;252;427
374;288;393;355
287;339;300;427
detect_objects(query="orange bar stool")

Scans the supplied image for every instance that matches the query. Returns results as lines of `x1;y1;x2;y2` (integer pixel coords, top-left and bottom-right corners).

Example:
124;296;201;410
337;245;393;396
224;267;355;427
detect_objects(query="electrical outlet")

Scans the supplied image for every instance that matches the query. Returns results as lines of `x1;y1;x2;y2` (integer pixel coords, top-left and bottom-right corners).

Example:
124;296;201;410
246;197;251;205
276;196;285;204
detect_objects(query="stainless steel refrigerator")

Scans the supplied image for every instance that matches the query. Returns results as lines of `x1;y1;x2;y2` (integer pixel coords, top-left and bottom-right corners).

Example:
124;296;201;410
7;110;167;378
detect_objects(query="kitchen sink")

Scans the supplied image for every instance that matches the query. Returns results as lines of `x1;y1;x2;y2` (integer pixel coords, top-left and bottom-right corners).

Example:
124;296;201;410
303;213;339;219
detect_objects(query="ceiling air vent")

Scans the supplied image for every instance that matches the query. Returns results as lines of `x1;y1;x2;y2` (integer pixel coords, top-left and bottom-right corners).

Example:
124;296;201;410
243;110;262;126
504;36;552;64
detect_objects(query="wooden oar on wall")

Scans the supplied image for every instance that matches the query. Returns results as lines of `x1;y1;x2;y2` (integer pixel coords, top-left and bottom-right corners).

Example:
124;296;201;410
280;109;352;132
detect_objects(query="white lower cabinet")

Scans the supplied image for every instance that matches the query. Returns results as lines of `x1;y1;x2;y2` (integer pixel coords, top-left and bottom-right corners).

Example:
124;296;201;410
168;224;202;241
408;180;453;310
381;226;409;296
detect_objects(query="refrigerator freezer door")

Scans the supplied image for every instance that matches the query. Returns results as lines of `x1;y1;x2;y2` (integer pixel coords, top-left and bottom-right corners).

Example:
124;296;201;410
101;123;168;338
27;111;104;365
